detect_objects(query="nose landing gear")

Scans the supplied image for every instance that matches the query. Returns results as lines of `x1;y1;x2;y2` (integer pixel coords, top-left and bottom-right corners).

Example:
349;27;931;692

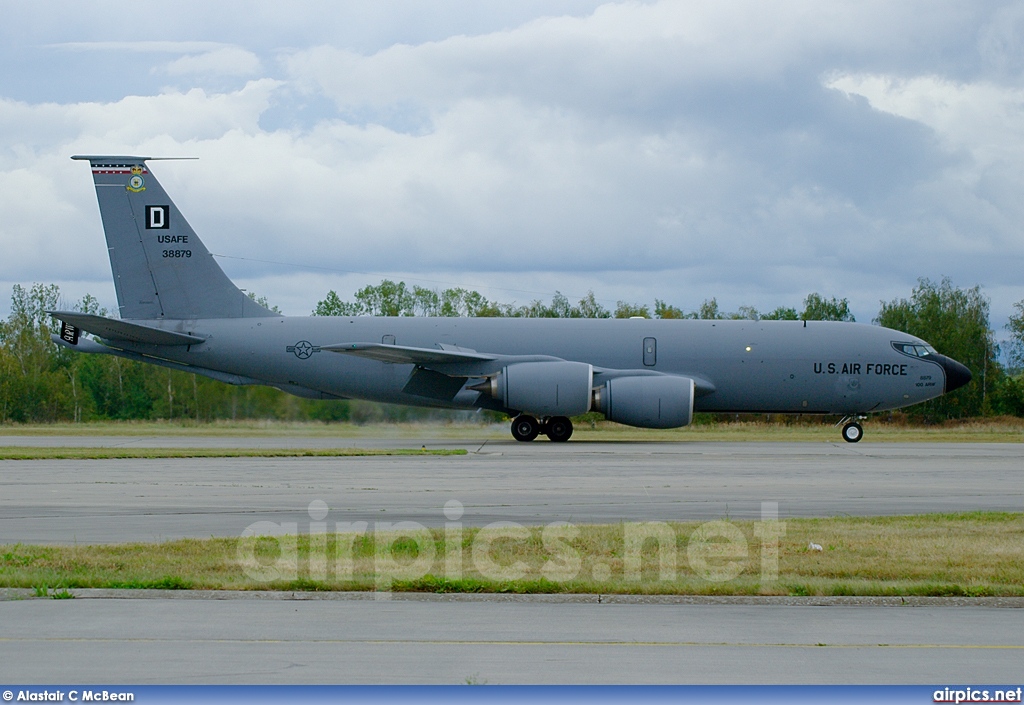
838;415;866;443
510;415;574;442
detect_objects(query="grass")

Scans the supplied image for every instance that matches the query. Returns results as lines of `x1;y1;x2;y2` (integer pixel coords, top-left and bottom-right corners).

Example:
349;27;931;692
2;512;1022;597
0;420;490;438
0;446;467;460
0;417;1021;443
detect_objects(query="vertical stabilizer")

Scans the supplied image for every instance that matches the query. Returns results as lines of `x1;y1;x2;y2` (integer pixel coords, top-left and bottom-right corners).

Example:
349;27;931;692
72;156;275;320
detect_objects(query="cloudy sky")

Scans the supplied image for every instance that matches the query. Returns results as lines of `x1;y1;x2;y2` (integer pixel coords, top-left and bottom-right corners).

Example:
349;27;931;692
2;1;1023;341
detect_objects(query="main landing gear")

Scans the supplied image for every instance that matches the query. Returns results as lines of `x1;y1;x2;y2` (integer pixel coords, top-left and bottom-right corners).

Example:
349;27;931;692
510;415;574;442
838;415;866;443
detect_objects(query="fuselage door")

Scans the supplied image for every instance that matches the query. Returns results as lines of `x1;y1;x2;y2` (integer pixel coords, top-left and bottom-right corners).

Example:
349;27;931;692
382;334;396;345
643;337;657;367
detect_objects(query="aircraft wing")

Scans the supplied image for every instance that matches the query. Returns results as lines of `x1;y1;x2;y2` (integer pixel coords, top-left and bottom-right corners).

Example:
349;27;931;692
320;342;497;365
323;342;716;396
323;342;571;378
48;311;206;346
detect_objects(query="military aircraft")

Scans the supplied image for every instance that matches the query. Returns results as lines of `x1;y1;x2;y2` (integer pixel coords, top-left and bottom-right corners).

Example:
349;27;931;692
50;156;971;443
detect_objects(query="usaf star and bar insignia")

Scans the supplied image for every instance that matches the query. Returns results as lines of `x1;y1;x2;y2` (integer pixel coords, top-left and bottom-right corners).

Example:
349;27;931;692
286;340;321;359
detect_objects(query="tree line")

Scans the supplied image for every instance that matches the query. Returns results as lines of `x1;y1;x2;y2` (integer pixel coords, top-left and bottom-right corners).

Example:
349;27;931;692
1;278;1022;425
312;281;856;322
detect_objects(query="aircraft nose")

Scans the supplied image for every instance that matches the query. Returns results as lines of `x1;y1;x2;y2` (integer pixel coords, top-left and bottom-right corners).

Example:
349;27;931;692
935;354;972;393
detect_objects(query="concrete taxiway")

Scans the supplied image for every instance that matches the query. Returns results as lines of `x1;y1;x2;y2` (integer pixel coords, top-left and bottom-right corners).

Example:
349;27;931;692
0;440;1021;543
1;438;1021;684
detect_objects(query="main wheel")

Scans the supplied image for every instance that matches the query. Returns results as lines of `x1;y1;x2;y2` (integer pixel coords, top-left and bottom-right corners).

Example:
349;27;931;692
544;416;573;442
841;421;863;443
511;415;540;442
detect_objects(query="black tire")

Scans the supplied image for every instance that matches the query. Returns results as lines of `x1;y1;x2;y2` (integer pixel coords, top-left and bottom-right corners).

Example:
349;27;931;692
841;422;863;443
545;416;573;442
511;415;540;442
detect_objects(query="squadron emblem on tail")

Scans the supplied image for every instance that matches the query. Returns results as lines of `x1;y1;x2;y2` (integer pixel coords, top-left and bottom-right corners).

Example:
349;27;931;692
127;165;146;192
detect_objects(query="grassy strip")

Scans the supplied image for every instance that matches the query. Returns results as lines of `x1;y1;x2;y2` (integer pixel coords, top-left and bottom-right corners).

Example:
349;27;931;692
2;513;1022;597
0;447;466;460
0;420;482;438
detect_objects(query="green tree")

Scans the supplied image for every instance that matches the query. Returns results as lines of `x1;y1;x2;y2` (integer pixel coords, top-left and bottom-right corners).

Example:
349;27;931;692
77;293;103;316
315;281;611;320
411;286;443;316
654;299;686;319
697;298;722;320
78;354;152;420
313;290;362;316
991;374;1024;416
761;306;799;320
313;281;416;317
730;305;760;321
408;286;505;318
509;293;564;318
0;283;75;422
438;288;471;317
994;300;1024;417
574;291;610;318
1007;300;1024;371
462;290;504;317
246;291;281;314
614;301;650;318
802;293;855;322
875;277;997;419
0;345;19;421
549;291;574;318
354;280;415;316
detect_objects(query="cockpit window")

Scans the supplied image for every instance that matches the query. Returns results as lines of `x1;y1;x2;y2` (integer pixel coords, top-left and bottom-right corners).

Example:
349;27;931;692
893;342;937;357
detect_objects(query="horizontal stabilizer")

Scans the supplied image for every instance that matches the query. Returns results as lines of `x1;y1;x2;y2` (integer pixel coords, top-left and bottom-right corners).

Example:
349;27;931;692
49;311;205;346
322;342;496;366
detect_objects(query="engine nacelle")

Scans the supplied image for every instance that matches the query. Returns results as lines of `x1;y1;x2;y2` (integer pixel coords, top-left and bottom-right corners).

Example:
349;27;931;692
593;375;694;429
474;361;593;417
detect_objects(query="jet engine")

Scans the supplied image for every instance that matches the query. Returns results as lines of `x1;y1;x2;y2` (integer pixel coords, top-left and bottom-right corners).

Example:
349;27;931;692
592;375;694;429
472;361;593;416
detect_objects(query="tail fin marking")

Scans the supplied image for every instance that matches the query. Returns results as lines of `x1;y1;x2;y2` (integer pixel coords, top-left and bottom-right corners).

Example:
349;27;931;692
72;155;275;320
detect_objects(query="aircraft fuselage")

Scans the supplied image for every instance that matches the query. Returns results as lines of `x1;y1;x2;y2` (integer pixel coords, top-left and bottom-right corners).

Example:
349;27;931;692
103;316;954;416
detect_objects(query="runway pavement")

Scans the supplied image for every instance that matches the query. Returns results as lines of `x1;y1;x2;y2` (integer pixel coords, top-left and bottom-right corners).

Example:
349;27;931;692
0;439;1021;544
1;593;1023;684
1;437;1022;685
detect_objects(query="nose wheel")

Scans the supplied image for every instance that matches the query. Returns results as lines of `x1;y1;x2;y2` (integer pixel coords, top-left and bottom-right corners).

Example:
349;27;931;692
841;421;863;443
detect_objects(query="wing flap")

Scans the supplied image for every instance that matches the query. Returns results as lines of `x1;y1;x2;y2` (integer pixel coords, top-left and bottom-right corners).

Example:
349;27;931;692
402;367;469;400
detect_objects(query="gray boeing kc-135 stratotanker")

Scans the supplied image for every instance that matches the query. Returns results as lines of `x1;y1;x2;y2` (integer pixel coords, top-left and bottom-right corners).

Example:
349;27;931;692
50;156;972;443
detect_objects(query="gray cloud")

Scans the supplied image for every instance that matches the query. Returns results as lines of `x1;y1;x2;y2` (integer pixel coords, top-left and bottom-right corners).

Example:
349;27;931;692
0;0;1022;327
